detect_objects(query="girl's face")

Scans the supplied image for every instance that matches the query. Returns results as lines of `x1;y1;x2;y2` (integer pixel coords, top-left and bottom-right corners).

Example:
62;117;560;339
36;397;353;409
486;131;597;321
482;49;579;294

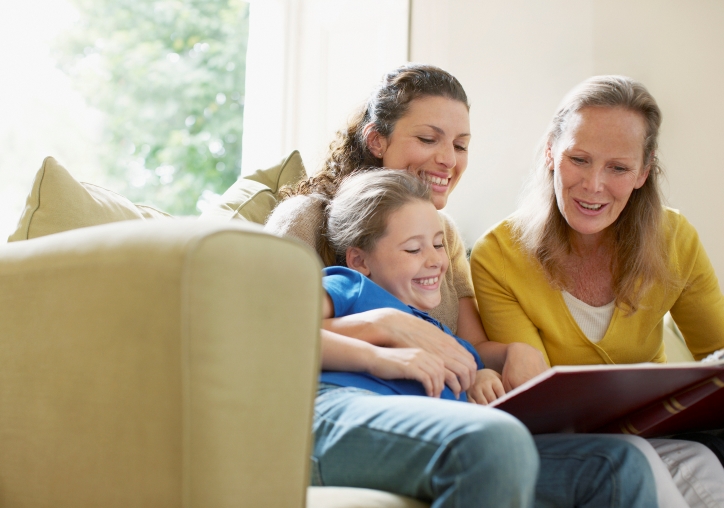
374;96;470;210
548;106;650;243
348;199;448;311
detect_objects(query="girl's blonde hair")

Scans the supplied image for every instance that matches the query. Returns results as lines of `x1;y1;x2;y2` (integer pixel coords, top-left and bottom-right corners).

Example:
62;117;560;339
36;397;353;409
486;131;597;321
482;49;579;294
511;75;673;313
326;169;432;266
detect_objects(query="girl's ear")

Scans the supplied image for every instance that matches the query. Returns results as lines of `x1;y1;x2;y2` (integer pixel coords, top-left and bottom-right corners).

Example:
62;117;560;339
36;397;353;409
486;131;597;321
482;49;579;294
363;124;388;159
346;247;371;276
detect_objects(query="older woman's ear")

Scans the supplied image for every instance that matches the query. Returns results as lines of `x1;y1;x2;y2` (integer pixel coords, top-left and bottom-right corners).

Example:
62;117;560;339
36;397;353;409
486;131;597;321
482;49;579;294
634;167;651;189
545;143;555;171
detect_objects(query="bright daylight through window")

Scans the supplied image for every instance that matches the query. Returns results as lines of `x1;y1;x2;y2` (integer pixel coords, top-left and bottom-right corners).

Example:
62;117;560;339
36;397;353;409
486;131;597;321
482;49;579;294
0;0;249;235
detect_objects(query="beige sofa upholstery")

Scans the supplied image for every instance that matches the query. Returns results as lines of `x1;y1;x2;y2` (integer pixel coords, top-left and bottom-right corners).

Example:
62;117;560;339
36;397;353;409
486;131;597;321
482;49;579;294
0;219;323;506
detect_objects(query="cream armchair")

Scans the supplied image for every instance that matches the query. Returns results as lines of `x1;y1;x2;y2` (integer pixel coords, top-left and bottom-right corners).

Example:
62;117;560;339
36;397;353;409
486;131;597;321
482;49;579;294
0;219;322;506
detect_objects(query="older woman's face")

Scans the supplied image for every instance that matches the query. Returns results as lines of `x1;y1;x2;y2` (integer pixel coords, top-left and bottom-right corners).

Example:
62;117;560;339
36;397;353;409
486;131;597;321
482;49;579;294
548;106;650;241
377;96;470;210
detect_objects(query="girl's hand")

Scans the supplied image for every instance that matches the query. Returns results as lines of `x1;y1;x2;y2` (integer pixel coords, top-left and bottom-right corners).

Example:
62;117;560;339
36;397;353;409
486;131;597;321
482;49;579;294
466;369;505;405
501;342;548;391
366;347;447;398
323;307;477;397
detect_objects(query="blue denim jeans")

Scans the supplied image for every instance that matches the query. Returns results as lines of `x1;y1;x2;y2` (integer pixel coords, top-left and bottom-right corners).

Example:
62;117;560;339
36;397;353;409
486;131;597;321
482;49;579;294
312;384;657;508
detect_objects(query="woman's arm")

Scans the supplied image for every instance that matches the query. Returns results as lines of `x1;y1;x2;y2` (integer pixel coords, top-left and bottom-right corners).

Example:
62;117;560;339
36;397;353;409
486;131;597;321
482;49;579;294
323;309;477;395
320;329;447;398
457;296;547;391
668;215;724;359
469;230;551;362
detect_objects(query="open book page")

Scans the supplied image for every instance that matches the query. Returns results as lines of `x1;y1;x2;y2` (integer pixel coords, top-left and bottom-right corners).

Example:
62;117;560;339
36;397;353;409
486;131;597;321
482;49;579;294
488;358;724;438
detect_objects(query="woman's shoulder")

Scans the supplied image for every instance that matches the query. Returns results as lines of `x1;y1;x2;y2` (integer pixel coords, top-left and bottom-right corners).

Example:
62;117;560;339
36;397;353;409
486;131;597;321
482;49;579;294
472;217;519;255
264;194;326;248
436;211;463;244
662;207;701;245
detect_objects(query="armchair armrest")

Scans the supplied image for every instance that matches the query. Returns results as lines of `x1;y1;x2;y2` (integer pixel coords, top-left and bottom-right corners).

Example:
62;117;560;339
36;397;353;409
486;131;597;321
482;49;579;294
0;219;322;507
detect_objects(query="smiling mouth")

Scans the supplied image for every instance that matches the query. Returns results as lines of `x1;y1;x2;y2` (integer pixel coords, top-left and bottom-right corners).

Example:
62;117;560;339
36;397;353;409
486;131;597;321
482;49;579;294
578;200;604;211
413;276;440;287
423;173;450;187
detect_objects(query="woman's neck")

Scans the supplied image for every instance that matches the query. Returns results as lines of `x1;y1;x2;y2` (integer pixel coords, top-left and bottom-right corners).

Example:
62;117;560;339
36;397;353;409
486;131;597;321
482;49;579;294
564;228;616;307
568;228;613;258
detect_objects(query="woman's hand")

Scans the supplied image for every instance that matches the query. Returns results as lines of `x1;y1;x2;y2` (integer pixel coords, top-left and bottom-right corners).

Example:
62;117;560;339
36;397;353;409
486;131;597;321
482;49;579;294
467;369;505;405
501;342;549;391
323;307;477;397
367;347;447;398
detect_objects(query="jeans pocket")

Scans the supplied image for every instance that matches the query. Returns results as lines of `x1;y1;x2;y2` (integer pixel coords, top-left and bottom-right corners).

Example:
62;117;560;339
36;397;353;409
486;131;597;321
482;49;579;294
310;456;324;486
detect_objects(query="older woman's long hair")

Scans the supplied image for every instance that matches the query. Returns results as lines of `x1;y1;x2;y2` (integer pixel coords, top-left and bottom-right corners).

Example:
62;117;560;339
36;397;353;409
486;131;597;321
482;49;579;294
511;75;674;313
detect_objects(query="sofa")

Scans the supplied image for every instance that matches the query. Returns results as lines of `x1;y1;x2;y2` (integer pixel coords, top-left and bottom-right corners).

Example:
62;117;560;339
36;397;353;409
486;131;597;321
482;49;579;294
1;155;428;507
2;154;694;507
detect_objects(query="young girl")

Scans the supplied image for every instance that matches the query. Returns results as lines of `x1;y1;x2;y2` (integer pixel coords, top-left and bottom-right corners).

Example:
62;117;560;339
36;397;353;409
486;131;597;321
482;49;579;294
321;169;503;404
311;169;657;508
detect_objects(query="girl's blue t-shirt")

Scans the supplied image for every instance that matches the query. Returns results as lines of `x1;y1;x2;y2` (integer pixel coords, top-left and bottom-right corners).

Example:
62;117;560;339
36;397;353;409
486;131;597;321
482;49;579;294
321;266;484;402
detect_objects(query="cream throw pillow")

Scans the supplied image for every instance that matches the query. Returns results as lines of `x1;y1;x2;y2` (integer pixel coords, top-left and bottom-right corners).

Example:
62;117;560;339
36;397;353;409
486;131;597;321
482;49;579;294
8;157;171;242
199;150;306;224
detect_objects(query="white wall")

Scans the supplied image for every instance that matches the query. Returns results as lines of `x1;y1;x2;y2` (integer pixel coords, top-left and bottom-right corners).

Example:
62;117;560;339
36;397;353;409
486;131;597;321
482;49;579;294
410;0;724;281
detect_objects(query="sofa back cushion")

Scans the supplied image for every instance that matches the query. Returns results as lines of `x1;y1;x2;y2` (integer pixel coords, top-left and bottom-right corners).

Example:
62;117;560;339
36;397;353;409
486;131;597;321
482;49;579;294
199;150;306;224
8;157;170;242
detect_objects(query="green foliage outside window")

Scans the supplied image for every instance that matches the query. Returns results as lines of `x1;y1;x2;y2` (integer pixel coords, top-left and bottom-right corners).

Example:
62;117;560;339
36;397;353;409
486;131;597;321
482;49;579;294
53;0;249;215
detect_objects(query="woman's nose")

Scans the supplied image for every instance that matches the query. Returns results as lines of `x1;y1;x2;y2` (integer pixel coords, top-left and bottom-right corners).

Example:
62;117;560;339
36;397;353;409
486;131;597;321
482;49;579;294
582;167;605;192
436;143;456;168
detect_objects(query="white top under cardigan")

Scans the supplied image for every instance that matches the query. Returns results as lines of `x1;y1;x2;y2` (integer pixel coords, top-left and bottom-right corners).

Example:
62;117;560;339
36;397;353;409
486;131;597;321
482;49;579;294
561;291;615;343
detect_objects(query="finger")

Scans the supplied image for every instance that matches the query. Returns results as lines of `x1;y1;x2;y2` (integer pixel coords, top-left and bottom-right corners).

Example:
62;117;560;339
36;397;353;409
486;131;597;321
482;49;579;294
472;388;488;405
444;368;462;398
419;372;434;398
493;381;506;398
440;357;473;393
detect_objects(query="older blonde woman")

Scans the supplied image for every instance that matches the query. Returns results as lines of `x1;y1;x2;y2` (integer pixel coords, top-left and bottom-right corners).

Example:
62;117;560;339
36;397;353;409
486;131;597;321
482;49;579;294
471;75;724;508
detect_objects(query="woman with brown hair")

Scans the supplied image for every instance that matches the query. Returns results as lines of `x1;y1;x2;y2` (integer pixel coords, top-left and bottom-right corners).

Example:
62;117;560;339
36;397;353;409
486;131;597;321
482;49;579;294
267;63;547;394
471;74;724;507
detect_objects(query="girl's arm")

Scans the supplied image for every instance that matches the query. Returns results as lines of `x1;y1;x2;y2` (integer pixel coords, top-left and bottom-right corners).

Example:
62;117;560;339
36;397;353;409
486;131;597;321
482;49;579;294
322;308;476;395
322;294;447;397
320;329;447;398
457;296;548;391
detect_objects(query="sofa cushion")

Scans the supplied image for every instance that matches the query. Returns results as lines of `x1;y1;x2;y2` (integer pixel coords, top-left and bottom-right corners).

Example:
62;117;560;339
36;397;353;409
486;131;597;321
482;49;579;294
8;156;171;242
198;150;306;224
307;487;428;508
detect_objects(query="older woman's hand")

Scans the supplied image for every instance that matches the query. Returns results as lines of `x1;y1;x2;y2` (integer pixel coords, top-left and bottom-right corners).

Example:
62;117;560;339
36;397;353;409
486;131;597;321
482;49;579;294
323;307;478;397
501;342;549;391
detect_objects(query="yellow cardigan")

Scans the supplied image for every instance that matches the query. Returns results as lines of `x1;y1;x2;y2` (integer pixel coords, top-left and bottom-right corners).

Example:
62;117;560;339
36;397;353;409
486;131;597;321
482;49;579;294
470;209;724;366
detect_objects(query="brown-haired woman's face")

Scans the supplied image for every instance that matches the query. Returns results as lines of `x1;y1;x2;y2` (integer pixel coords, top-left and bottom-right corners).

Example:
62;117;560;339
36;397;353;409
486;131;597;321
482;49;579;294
377;96;470;209
548;106;650;241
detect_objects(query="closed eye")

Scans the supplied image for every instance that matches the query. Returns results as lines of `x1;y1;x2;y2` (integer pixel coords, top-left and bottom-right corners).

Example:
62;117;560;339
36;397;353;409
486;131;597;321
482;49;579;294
405;249;421;254
434;243;444;250
455;144;468;152
417;137;435;144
